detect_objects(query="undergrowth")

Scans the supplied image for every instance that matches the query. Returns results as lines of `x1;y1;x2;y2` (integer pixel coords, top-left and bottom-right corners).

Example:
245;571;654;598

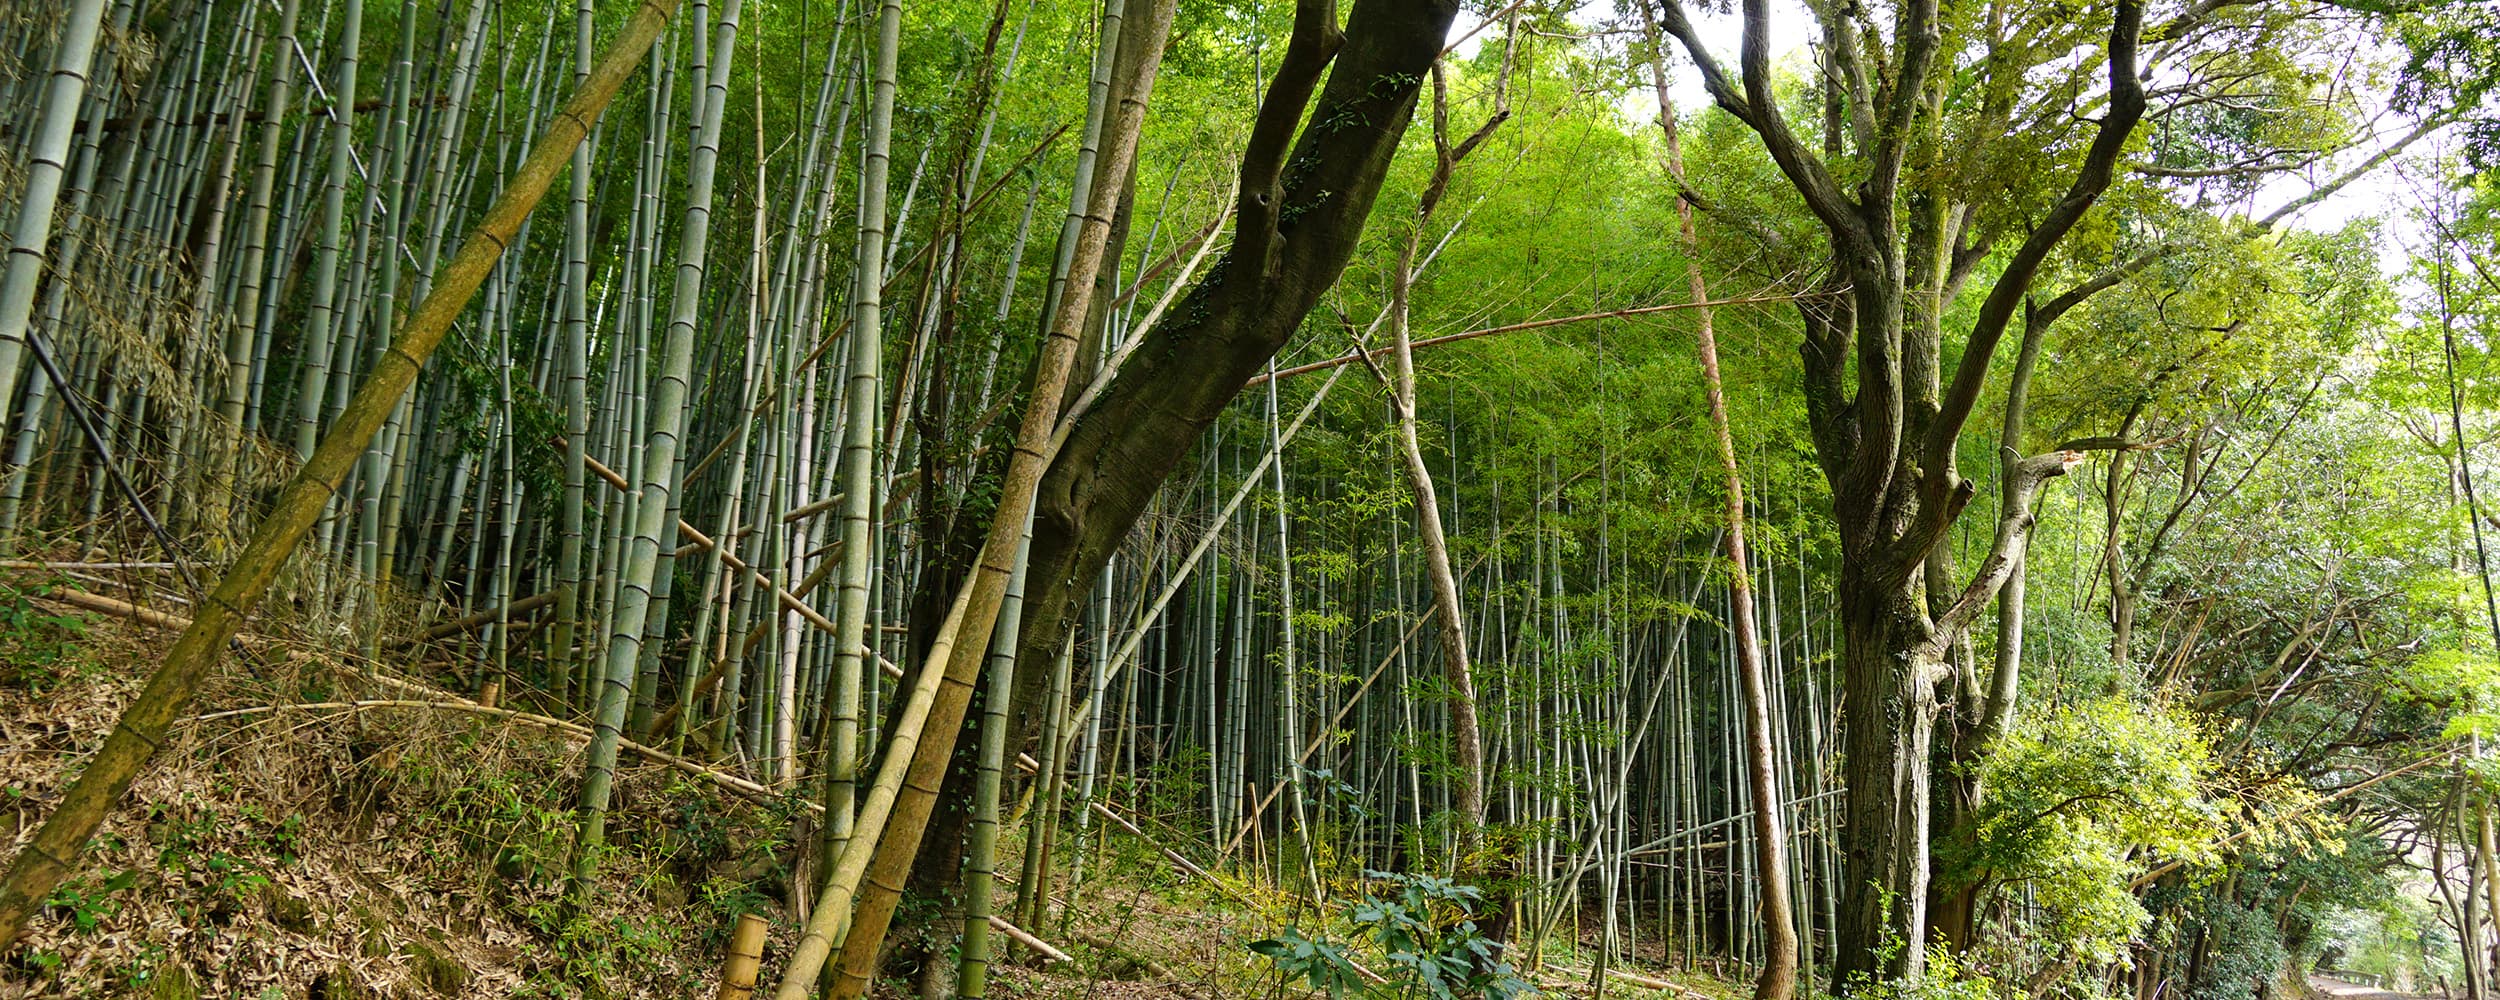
0;580;801;998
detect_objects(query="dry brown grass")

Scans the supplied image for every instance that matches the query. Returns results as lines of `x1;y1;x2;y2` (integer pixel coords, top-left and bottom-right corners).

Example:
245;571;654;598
0;577;793;998
0;572;1733;1000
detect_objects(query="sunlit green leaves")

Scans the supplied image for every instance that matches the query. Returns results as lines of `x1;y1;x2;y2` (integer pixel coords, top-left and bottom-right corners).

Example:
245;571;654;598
1952;698;2226;963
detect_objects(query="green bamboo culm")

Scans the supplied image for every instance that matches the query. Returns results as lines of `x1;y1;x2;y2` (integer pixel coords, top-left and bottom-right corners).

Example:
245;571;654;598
816;0;900;901
568;0;745;905
0;0;681;948
548;0;598;708
957;529;1032;998
815;0;1178;991
291;0;365;462
0;0;112;432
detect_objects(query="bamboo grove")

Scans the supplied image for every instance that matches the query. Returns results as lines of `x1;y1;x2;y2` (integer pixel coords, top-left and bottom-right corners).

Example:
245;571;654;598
6;0;2500;996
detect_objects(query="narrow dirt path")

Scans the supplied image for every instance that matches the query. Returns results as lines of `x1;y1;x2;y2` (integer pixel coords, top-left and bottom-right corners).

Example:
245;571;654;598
2312;974;2440;1000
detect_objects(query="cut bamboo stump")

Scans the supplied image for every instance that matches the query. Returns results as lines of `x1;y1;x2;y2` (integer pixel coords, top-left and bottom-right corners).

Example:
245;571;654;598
715;912;769;1000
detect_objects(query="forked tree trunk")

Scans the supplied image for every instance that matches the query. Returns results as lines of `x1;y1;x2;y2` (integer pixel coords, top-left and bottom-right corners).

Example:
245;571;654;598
1649;0;2146;980
1384;55;1508;853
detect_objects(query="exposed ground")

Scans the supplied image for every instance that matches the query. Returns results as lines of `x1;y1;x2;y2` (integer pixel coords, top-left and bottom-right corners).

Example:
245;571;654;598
2311;976;2441;1000
0;576;1707;999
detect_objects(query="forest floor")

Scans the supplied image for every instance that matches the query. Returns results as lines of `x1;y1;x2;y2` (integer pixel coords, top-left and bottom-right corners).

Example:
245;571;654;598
0;574;1710;999
2309;976;2442;1000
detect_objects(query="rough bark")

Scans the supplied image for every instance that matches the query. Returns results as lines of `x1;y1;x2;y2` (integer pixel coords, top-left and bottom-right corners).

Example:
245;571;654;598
1651;0;2146;981
1001;0;1461;798
891;0;1459;958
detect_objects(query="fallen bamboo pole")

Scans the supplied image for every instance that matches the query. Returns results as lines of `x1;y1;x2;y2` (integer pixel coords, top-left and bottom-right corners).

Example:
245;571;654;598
37;587;194;633
412;590;561;642
1244;289;1845;386
563;437;895;679
0;560;175;571
987;915;1071;964
188;699;799;810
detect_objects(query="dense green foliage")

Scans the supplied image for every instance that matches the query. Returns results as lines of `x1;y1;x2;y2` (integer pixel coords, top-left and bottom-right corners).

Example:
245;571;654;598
6;0;2500;996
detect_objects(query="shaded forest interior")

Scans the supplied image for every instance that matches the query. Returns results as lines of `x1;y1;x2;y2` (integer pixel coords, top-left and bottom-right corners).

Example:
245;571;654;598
3;0;2500;997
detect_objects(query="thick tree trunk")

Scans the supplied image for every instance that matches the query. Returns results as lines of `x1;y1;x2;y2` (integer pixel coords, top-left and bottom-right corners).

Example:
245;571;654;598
1001;0;1458;808
886;6;1457;921
1833;574;1943;987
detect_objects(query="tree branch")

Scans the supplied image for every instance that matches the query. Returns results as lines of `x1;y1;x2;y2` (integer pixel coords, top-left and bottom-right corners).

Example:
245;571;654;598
1922;0;2145;482
1867;0;1944;209
1649;0;1862;241
1232;0;1342;278
1933;449;2089;641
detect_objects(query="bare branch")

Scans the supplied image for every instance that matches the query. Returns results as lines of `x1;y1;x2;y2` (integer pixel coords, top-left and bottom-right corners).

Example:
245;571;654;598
1932;449;2090;640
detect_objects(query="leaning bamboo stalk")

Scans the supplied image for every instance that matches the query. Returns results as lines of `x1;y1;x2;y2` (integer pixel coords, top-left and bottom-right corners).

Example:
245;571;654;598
767;2;1176;994
822;1;1176;985
0;0;681;947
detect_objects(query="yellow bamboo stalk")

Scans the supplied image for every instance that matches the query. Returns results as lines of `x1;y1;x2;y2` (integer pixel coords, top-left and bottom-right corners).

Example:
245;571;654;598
716;912;770;1000
817;1;1178;993
761;2;1177;994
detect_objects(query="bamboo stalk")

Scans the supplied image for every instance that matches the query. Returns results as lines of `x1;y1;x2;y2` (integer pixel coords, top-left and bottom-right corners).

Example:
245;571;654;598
0;0;681;946
769;1;1178;993
818;0;894;907
0;0;111;425
716;912;770;1000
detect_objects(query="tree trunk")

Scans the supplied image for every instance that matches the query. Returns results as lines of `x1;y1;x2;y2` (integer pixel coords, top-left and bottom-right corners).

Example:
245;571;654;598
1833;578;1943;985
878;0;1461;916
1003;0;1461;799
1636;6;1797;992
